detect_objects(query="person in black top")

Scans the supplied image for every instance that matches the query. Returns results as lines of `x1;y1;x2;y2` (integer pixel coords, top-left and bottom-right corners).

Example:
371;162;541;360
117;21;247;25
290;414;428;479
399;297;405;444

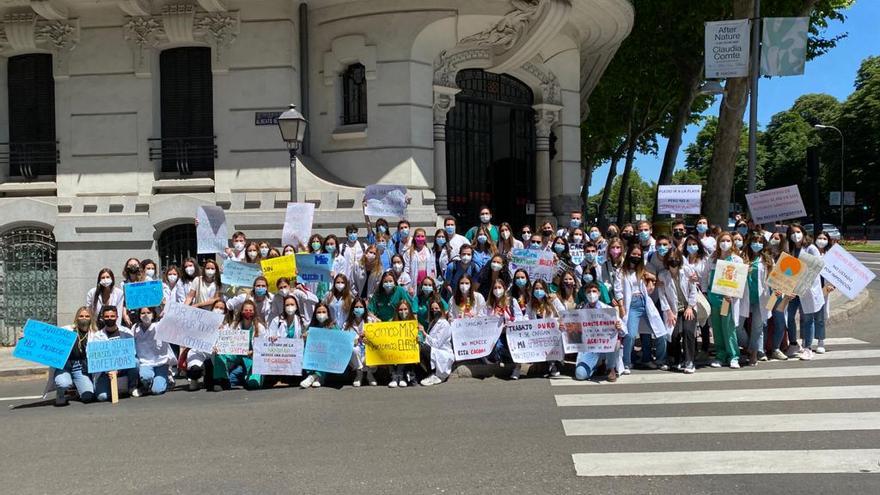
53;306;97;406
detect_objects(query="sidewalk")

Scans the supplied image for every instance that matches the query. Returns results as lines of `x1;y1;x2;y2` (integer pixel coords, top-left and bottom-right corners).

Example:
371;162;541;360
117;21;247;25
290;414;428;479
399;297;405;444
0;289;871;379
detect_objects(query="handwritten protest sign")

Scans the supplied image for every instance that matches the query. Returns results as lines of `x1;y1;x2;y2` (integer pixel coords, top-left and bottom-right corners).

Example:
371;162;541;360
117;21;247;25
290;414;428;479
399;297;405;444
86;339;137;373
508;248;556;283
252;337;303;376
451;316;504;361
261;255;297;293
711;260;749;298
214;327;250;355
364;184;408;218
12;320;77;369
155;303;223;353
768;252;804;295
303;328;356;373
792;251;824;296
364;320;419;366
657;185;702;215
505;319;564;364
295;254;332;284
196;206;228;254
559;309;617;354
123;280;164;309
820;244;876;300
222;260;262;288
746;185;806;224
281;202;314;248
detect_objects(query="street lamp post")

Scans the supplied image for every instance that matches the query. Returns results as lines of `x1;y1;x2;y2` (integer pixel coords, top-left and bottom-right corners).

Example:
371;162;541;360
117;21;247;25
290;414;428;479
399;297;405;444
277;104;308;203
814;124;845;235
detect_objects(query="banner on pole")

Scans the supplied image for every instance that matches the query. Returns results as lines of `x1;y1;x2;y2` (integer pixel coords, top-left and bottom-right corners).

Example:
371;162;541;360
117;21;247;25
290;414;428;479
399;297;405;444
705;19;751;78
451;316;504;361
761;17;809;76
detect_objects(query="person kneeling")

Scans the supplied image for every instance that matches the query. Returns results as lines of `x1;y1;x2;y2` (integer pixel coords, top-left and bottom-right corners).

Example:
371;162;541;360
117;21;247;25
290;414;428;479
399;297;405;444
574;284;624;383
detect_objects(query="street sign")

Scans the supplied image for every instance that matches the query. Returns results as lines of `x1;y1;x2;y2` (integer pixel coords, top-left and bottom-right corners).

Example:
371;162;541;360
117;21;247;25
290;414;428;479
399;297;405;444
255;111;282;126
829;191;855;206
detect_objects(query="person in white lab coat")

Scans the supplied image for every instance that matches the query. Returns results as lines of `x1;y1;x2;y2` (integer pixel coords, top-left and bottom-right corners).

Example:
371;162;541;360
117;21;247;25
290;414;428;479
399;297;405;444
573;283;625;382
132;306;176;396
85;268;125;327
419;301;453;386
91;306;137;401
615;245;669;374
226;276;276;323
783;224;832;361
343;298;378;387
739;232;773;366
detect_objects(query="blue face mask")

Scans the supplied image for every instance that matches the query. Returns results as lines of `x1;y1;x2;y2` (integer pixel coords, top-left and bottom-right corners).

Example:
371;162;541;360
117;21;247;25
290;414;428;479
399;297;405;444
421;285;434;295
687;244;699;255
657;245;670;257
584;252;596;264
383;282;395;292
596;254;606;265
696;224;708;234
348;233;358;242
445;225;455;235
751;242;764;253
376;242;386;251
477;235;488;244
399;228;410;238
530;243;541;250
254;287;267;297
325;245;336;254
639;231;651;242
533;289;546;300
553;244;565;253
353;307;365;318
589;231;601;241
569;219;581;228
737;227;748;236
515;278;527;288
435;237;447;247
582;273;594;283
378;225;387;234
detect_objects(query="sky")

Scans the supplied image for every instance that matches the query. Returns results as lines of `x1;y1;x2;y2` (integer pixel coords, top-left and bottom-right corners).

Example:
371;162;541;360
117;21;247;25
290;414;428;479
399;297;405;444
586;0;880;197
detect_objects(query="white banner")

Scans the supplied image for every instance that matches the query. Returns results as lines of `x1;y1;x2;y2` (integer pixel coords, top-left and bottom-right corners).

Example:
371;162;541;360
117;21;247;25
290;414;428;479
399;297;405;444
155;303;223;353
252;337;304;376
364;184;408;218
505;319;564;364
196;206;228;254
657;185;702;215
746;185;807;225
451;316;504;361
820;244;875;300
705;19;751;78
560;309;619;354
214;327;250;355
281;202;315;248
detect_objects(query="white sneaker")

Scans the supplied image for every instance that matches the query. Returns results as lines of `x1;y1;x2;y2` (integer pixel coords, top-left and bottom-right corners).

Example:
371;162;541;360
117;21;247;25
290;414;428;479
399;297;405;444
388;374;398;388
710;360;722;368
816;340;826;354
398;378;408;388
300;374;316;388
683;364;696;374
800;348;813;361
622;367;631;375
729;359;741;369
366;370;377;386
420;374;439;386
510;365;521;380
786;345;802;358
311;376;322;388
131;388;142;398
353;370;363;387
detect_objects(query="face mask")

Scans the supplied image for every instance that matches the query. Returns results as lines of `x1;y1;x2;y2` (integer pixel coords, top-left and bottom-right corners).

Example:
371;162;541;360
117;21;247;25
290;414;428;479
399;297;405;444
311;242;322;251
583;273;594;283
383;282;395;292
353;307;365;318
100;278;113;287
185;266;196;276
639;231;651;242
597;254;606;265
696;224;708;234
572;235;584;244
673;230;686;240
365;253;377;261
586;292;600;304
76;318;90;329
335;282;346;292
430;310;441;320
791;232;803;243
213;308;226;315
515;278;527;288
315;313;328;323
415;236;427;246
628;255;642;265
127;265;139;274
167;274;178;284
816;239;828;249
657;245;670;257
460;254;472;264
668;260;682;269
284;250;294;256
445;225;456;235
606;231;618;239
378;225;387;234
459;283;471;294
719;241;732;252
610;247;622;257
241;310;255;320
234;242;245;251
589;231;601;241
278;288;290;296
480;214;491;224
348;233;358;242
144;269;155;279
399;228;410;237
769;238;781;247
325;245;337;254
501;231;511;240
204;269;216;278
530;242;541;250
422;285;434;295
542;229;553;237
493;288;505;298
435;237;447;247
734;240;744;249
393;263;403;273
569;219;581;228
285;305;298;316
247;251;258;259
260;248;270;257
254;287;268;297
621;232;634;241
553;244;565;253
687;245;699;255
140;314;153;325
737;227;748;236
533;289;546;300
751;242;764;253
522;233;531;242
477;235;488;245
398;310;410;319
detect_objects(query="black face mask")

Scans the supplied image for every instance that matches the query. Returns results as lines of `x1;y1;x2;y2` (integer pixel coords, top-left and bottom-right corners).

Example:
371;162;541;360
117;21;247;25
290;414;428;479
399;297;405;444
542;230;553;237
673;230;686;240
668;260;682;268
621;232;634;242
628;255;642;265
606;231;618;239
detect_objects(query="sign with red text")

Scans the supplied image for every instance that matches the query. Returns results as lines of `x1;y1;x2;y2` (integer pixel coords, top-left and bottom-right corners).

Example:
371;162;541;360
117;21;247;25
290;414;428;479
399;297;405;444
820;244;875;300
505;319;563;364
451;316;504;361
746;185;806;224
560;308;619;354
508;248;556;283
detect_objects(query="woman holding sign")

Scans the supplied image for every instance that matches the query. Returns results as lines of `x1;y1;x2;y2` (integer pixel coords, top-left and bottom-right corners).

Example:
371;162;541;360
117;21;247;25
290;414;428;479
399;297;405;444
740;232;773;366
419;301;453;386
212;299;264;391
299;302;337;389
344;298;378;387
51;307;97;406
133;306;175;396
85;268;125;327
525;279;564;377
485;278;524;379
707;233;744;369
783;224;825;361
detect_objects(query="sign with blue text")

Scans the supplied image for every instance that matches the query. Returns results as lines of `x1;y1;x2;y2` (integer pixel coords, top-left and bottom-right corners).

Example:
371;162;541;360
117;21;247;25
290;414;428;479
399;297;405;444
295;254;333;284
86;339;138;373
13;320;77;369
124;280;164;309
303;328;356;374
222;260;262;288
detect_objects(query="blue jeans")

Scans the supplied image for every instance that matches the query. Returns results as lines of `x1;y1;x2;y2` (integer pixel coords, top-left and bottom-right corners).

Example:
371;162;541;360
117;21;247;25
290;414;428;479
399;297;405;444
800;309;824;349
623;295;647;368
139;365;170;395
786;296;802;345
748;301;765;352
94;368;138;402
54;360;94;401
574;350;619;380
771;309;788;350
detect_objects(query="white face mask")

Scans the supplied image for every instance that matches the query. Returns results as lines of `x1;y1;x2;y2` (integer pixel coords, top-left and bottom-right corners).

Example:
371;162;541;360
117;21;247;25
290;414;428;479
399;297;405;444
816;239;828;248
586;292;600;304
334;282;346;292
140;314;153;325
278;288;290;296
213;308;226;315
791;232;803;243
247;251;258;259
145;269;156;279
204;269;216;278
315;313;328;323
500;231;511;240
572;235;583;244
734;240;744;249
234;241;245;251
285;305;297;316
490;262;503;272
100;278;113;287
460;255;472;264
185;266;196;276
769;238;781;247
393;263;403;273
480;214;491;224
493;288;505;298
167;274;178;284
719;241;732;252
365;253;376;261
459;284;470;294
260;248;270;257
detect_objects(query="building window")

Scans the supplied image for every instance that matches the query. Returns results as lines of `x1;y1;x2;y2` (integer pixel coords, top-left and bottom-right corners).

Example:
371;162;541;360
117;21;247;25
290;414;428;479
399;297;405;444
4;54;57;180
341;63;367;125
0;227;57;345
154;47;215;175
157;224;213;270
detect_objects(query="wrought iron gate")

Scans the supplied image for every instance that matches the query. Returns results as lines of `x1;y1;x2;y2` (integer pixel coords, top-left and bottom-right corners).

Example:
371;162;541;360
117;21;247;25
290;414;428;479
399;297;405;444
446;69;536;229
158;224;214;270
0;227;57;345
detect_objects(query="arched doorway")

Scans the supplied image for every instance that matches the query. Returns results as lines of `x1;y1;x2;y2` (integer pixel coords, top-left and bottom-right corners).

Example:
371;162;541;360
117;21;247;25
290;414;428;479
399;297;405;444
157;224;213;270
446;69;536;229
0;227;57;344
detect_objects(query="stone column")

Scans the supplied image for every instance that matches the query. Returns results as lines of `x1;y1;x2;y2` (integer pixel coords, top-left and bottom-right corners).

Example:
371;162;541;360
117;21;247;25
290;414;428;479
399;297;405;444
432;86;460;217
533;104;561;221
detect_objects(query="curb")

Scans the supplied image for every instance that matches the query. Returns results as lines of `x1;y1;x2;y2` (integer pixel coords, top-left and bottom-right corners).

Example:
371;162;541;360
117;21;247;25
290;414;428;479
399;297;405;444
827;289;871;323
0;366;47;378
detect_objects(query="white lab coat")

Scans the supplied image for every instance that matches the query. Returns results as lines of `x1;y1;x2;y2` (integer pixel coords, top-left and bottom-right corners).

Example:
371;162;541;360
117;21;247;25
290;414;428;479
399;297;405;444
575;300;626;375
424;318;454;379
402;246;437;290
226;293;276;323
133;322;176;368
267;314;306;339
614;270;670;338
738;259;773;324
448;292;488;318
85;286;125;325
658;265;699;314
797;244;826;315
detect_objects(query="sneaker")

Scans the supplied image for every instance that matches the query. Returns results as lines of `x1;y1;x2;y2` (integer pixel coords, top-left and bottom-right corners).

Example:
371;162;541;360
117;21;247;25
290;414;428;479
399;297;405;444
683;363;696;374
759;354;769;362
800;348;813;361
548;362;561;377
510;365;521;380
406;371;417;385
622;367;631;375
710;360;722;368
420;374;439;386
300;374;316;389
771;349;789;361
366;370;377;386
658;364;669;371
816;346;826;354
187;379;200;392
785;345;802;358
131;388;142;398
729;359;741;369
388;378;398;388
607;369;618;382
311;376;322;388
398;378;408;388
353;370;363;387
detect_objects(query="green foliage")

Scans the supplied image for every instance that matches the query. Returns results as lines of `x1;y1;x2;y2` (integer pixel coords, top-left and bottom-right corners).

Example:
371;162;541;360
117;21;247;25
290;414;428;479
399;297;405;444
588;170;657;222
838;55;880;219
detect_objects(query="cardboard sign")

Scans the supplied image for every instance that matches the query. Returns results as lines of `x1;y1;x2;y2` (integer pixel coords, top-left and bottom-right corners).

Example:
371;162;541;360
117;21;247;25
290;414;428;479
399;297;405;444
820;244;876;300
451;316;504;361
302;328;356;374
710;260;749;299
792;251;825;296
705;19;751;78
155;303;223;353
214;327;250;355
222;260;262;288
295;254;333;284
768;251;824;297
505;319;564;364
281;202;315;248
86;339;138;373
363;320;420;366
559;309;619;354
261;255;297;293
123;280;164;309
364;184;408;218
196;206;228;254
508;248;556;283
657;185;702;215
12;320;77;369
746;185;807;224
252;337;303;376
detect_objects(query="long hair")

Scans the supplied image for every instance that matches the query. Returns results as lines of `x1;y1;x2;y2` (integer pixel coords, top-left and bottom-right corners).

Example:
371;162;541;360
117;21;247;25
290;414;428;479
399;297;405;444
510;269;531;307
202;259;222;290
328;273;353;315
92;268;115;311
393;299;415;321
622;245;645;280
486;277;510;310
343;297;368;330
453;274;476;308
308;302;335;329
72;306;97;333
181;257;200;283
712;232;740;262
233;299;264;337
529;279;557;317
745;232;773;272
473;226;497;255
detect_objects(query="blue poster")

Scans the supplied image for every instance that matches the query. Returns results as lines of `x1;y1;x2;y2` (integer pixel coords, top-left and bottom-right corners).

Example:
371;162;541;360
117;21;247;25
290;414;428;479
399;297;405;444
124;280;164;309
222;260;262;287
86;339;138;373
13;320;77;369
295;254;332;284
303;328;356;374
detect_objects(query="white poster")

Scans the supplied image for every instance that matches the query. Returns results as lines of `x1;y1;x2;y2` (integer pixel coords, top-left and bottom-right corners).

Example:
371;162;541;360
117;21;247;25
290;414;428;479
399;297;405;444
214;327;250;355
281;202;315;248
252;337;304;376
505;319;564;364
196;206;228;254
657;185;702;215
451;316;504;361
364;184;408;218
820;244;875;300
559;309;619;354
746;185;807;225
705;19;751;78
155;303;223;353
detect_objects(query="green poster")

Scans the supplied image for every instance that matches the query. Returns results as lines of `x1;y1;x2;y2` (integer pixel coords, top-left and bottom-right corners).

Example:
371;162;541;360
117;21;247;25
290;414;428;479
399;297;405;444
761;17;809;77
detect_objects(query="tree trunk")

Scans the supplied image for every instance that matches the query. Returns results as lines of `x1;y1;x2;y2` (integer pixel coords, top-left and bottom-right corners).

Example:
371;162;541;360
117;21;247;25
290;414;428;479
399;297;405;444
616;139;638;225
597;156;619;230
581;158;594;217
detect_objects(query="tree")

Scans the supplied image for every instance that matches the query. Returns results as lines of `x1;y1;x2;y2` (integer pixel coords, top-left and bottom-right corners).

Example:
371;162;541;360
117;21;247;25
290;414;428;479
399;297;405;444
588;170;657;223
838;56;880;222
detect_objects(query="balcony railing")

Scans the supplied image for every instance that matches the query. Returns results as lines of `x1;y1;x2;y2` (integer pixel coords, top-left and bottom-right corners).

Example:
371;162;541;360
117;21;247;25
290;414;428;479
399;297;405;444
148;136;217;175
0;141;59;180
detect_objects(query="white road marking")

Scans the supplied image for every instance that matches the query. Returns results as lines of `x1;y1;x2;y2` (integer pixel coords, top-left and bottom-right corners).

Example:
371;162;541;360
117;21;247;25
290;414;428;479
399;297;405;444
821;337;870;345
562;412;880;436
572;449;880;476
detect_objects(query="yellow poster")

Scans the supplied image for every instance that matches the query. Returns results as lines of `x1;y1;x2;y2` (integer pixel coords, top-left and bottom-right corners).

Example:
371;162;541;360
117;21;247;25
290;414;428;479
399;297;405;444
710;260;748;298
364;320;420;366
260;255;297;293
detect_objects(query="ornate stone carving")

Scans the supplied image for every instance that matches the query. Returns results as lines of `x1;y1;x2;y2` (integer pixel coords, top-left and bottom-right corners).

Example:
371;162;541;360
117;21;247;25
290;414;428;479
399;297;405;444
194;12;238;50
522;60;561;105
0;13;79;78
534;105;560;140
459;0;541;50
123;15;161;47
36;20;76;50
432;86;461;126
432;47;491;87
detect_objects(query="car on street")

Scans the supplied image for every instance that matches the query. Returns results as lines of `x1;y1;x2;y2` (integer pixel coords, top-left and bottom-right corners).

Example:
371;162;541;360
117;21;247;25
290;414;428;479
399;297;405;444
803;223;842;240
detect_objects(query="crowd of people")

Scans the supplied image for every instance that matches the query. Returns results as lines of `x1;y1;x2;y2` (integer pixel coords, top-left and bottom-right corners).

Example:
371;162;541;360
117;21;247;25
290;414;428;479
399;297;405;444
48;205;839;406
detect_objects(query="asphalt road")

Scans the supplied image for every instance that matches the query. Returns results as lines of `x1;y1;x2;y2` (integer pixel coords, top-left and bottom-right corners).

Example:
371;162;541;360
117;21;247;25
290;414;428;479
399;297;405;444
1;261;878;495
